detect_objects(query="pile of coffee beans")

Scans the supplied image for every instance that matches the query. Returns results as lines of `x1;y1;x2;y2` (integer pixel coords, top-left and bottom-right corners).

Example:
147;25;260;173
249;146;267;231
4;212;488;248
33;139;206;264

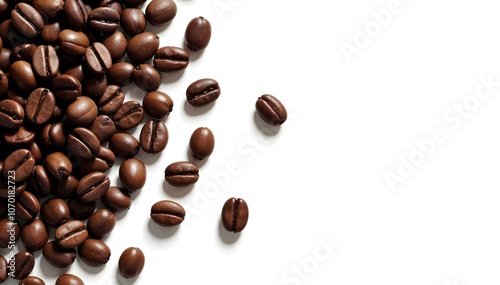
0;0;287;283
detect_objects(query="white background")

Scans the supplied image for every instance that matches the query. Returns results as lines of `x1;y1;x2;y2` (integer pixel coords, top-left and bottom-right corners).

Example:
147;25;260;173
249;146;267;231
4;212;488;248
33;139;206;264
4;0;500;284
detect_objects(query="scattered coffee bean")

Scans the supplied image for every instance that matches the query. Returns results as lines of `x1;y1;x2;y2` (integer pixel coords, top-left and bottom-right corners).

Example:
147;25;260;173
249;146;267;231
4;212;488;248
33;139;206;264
11;3;44;39
221;197;249;233
77;171;111;202
40;198;70;228
140;119;168;154
68;198;95;220
89;115;116;144
118;247;145;279
98;85;125;115
21;218;49;252
121;8;146;36
133;63;162;91
109;132;140;158
42;241;77;268
55;274;84;285
3;149;35;182
66;96;98;126
119;158;146;192
55;220;88;248
127;32;159;63
85;42;112;75
63;0;88;30
0;99;24;129
32;45;59;79
87;208;116;239
44;152;72;182
14;191;40;220
53;175;79;199
51;74;82;102
189;127;215;160
154;46;189;72
88;7;120;34
67;127;101;160
25;88;56;125
102;30;127;62
186;78;221;107
164;161;199;186
107;61;135;86
58;29;89;57
255;94;288;126
78;238;111;267
146;0;176;25
19;275;46;285
184;16;212;51
143;91;173;118
150;200;185;226
9;251;35;279
113;100;144;130
102;186;132;213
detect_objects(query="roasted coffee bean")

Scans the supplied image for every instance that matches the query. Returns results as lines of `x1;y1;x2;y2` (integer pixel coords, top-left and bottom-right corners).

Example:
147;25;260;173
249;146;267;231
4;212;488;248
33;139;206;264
113;100;144;130
9;60;37;92
85;42;112;74
14;191;40;220
121;8;146;36
189;127;215;160
89;7;120;34
19;276;46;285
140;119;168;154
0;70;7;96
3;149;35;182
51;74;82;101
133;63;161;91
122;0;147;6
21;218;49;252
84;73;107;98
107;61;134;86
164;161;199;186
44;152;72;182
150;200;185;226
127;32;159;63
40;198;70;228
53;175;78;198
109;132;139;158
13;43;36;61
143;91;173;118
0;48;12;71
25;88;56;125
67;127;101;160
63;63;85;83
32;45;59;79
77;171;110;202
221;197;249;233
87;208;115;239
119;158;146;192
0;218;20;248
154;46;189;72
118;247;145;279
68;198;95;220
98;85;125;115
77;146;114;175
55;274;84;285
33;0;64;19
11;3;44;39
185;16;211;51
29;165;52;197
0;99;24;129
89;115;116;144
41;21;61;44
102;186;131;212
9;251;35;279
28;142;43;164
0;181;25;198
146;0;176;26
186;78;220;107
64;0;88;30
100;0;123;16
55;220;88;248
58;29;89;57
101;30;127;62
66;95;98;126
78;238;111;267
3;125;35;147
5;90;26;108
42;241;77;268
39;122;66;149
0;256;5;283
255;94;287;126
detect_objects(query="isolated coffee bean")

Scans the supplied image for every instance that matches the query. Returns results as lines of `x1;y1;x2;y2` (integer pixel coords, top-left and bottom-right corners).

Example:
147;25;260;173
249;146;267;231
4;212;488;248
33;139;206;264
68;197;95;220
101;186;131;212
51;74;82;102
58;29;89;57
55;220;88;248
32;45;59;79
221;197;249;233
184;16;211;51
3;149;35;182
66;96;98;126
164;161;199;186
87;208;116;239
121;8;146;36
40;198;70;228
9;251;35;279
64;0;88;30
140;119;168;154
21;218;49;252
44;152;72;182
14;191;40;220
19;276;46;285
89;7;120;34
119;158;146;192
255;94;287;126
9;60;37;92
127;32;159;63
67;127;101;160
0;99;24;129
25;88;56;125
77;171;110;202
0;218;20;248
78;238;111;267
89;115;116;144
109;132;140;158
42;241;77;268
133;63;162;91
150;200;185;226
107;61;134;86
55;274;84;285
189;127;215;160
11;3;44;39
154;46;189;72
186;78;221;106
146;0;176;26
85;42;112;74
118;247;145;279
143;91;173;118
101;30;127;62
113;100;144;130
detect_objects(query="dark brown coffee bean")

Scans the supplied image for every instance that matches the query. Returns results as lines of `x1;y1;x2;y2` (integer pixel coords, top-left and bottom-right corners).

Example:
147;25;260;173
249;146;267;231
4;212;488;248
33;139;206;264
56;274;84;285
21;218;48;252
32;45;59;79
25;88;56;125
0;48;11;71
154;46;189;72
186;78;220;107
185;16;211;51
0;218;20;248
40;198;70;227
29;165;52;197
164;161;199;186
121;8;146;36
44;152;72;182
89;7;120;34
0;99;24;129
107;61;134;86
39;122;65;150
146;0;176;26
55;220;88;248
13;43;37;61
221;197;249;233
14;190;40;220
3;149;35;182
127;32;159;63
101;186;131;212
0;70;8;97
150;200;185;226
89;115;116;144
0;181;25;198
100;0;123;16
19;276;46;285
77;146;115;175
118;247;145;279
133;63;161;91
122;0;147;6
98;85;124;115
42;241;77;268
109;132;139;158
58;29;89;57
77;172;110;202
3;125;35;147
113;100;144;130
0;256;6;283
41;21;61;44
68;197;95;220
78;238;111;267
255;94;287;126
64;0;88;30
63;63;85;83
9;251;35;279
52;175;78;198
142;91;173;119
189;127;215;160
9;60;37;92
66;96;98;126
140;119;168;154
28;141;43;164
11;3;44;39
84;73;107;98
85;42;112;75
101;30;127;62
33;0;64;19
51;74;82;102
67;127;101;160
87;208;115;239
119;158;146;192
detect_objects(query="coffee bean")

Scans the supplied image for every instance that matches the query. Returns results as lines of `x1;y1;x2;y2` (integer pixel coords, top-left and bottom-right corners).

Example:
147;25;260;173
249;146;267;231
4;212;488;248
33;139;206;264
89;115;116;144
153;46;189;72
87;208;116;239
101;30;127;62
0;48;12;71
122;0;147;6
0;256;6;283
89;7;120;34
64;0;88;30
186;78;221;107
28;141;43;164
221;197;249;233
0;99;24;129
113;100;144;130
9;251;35;279
32;45;59;79
67;127;101;160
55;220;88;248
0;181;25;198
133;63;162;91
140;119;168;154
53;175;78;199
143;91;173;118
19;276;46;285
77;171;110;202
14;191;40;220
146;0;177;26
51;74;82;102
118;247;145;279
98;85;125;115
77;146;115;175
150;200;185;226
25;88;56;125
9;60;37;92
40;198;70;228
109;132;140;158
3;125;35;147
164;161;199;186
13;43;36;61
0;70;8;96
41;21;61;44
68;197;95;220
101;186;131;212
107;61;134;86
56;274;84;285
3;149;35;182
184;16;211;51
189;127;215;160
42;241;77;268
255;94;287;125
11;3;44;39
58;29;89;57
44;152;72;182
29;165;52;197
100;0;123;16
119;158;146;192
121;8;146;36
39;122;65;150
33;0;64;19
21;218;49;252
66;96;98;126
84;73;107;98
0;218;20;247
78;238;111;267
85;42;112;74
127;32;159;63
63;63;85;83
